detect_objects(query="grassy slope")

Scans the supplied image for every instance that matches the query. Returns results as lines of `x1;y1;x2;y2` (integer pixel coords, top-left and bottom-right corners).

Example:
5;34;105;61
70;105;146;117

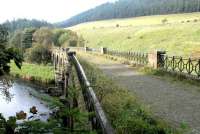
10;62;54;83
69;12;200;57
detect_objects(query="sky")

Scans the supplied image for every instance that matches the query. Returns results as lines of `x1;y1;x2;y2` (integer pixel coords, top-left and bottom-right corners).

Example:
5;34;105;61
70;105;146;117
0;0;117;23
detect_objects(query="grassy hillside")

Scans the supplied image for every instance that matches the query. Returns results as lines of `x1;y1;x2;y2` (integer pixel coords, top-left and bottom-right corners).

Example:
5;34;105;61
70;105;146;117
69;12;200;57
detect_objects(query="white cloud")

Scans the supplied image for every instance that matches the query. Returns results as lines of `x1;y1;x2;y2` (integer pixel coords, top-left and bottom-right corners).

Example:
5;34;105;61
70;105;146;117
0;0;116;23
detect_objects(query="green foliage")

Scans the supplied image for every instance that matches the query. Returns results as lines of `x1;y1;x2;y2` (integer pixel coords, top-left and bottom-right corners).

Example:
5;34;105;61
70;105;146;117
52;29;67;46
58;32;70;45
25;43;51;64
78;58;177;134
22;28;36;50
9;30;23;49
2;18;53;32
0;25;23;76
33;27;54;46
0;114;16;134
57;30;79;47
0;25;8;44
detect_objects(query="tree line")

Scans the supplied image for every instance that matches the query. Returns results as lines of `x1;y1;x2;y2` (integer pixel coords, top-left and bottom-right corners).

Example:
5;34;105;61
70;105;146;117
58;0;200;27
2;19;53;32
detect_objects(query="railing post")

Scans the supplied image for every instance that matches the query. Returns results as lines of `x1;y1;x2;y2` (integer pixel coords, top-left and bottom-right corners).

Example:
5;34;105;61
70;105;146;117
172;56;175;71
148;51;166;69
101;47;107;54
84;46;89;52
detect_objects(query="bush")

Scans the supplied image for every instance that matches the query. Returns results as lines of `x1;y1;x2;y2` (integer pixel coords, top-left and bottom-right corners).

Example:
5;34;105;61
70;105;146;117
52;29;66;46
162;18;168;24
33;27;54;46
25;43;51;64
58;32;70;46
194;19;198;22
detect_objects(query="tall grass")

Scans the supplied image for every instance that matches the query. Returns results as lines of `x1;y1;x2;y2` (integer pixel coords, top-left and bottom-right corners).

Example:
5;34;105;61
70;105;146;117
10;62;54;84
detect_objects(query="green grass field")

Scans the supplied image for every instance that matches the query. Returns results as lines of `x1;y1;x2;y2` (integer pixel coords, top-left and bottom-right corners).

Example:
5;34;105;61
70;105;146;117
10;62;54;83
69;12;200;57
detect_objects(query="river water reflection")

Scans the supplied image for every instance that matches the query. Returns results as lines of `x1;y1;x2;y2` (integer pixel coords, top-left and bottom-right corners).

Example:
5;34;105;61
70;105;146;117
0;80;50;121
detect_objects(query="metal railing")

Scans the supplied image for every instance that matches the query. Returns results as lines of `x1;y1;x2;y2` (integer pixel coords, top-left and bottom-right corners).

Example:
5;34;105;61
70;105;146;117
70;46;200;79
107;49;148;65
160;55;200;78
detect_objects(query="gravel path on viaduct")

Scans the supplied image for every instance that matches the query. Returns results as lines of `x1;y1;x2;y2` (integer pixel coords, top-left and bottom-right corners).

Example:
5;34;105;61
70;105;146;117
79;53;200;134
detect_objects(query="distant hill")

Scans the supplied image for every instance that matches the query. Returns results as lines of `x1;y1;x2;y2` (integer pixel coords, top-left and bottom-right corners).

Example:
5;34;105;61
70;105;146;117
58;0;200;27
2;19;53;32
69;12;200;57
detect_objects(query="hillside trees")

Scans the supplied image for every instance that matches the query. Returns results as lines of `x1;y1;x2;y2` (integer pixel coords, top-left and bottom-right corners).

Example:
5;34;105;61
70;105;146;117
7;25;82;64
9;30;23;49
33;27;54;47
58;0;200;27
2;19;53;32
24;28;81;64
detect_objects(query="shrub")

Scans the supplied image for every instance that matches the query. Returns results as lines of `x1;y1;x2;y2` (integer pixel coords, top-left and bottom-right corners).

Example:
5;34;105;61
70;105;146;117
33;27;54;46
127;36;131;39
194;19;198;22
162;18;168;24
25;43;51;64
57;30;79;47
52;29;66;46
69;40;77;47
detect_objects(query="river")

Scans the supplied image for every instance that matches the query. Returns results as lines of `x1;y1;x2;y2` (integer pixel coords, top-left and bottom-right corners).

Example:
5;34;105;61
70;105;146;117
0;80;51;121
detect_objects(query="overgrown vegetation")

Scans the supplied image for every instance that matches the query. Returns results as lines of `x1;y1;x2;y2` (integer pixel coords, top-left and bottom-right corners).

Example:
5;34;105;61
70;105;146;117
78;57;178;134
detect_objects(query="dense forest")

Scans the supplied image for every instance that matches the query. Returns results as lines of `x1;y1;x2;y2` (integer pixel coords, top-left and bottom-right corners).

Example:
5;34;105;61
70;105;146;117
2;19;53;32
58;0;200;27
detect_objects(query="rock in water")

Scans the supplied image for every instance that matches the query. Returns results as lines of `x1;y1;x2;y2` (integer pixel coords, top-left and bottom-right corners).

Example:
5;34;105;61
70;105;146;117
16;111;27;120
30;106;38;114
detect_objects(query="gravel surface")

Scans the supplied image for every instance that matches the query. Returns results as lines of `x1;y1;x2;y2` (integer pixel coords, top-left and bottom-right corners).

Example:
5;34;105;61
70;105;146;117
80;53;200;134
